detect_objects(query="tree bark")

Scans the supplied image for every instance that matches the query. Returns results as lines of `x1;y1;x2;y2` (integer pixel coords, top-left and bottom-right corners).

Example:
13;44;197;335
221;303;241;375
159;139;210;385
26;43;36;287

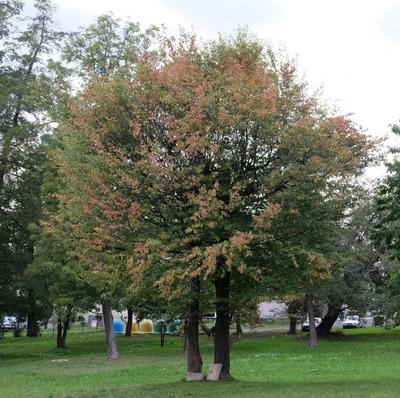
214;258;231;379
306;293;318;348
26;299;39;337
160;321;166;347
317;303;342;337
56;307;72;348
186;278;203;373
60;308;71;348
289;316;297;335
56;318;63;348
60;322;68;348
287;300;300;335
125;308;133;337
235;314;243;335
102;300;119;360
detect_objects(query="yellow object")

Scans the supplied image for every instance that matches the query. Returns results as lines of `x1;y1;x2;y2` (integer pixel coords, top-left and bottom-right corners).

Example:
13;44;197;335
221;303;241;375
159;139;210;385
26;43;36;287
139;319;153;333
131;319;153;334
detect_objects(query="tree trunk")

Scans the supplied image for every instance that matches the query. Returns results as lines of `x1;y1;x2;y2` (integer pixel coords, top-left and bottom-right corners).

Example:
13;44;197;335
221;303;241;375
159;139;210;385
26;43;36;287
56;307;72;348
102;300;119;360
125;308;133;337
60;310;71;348
235;314;243;335
60;321;68;348
214;259;231;379
317;303;342;337
56;318;63;348
27;311;39;337
160;322;165;347
306;293;318;348
287;299;301;335
289;316;297;335
186;278;203;373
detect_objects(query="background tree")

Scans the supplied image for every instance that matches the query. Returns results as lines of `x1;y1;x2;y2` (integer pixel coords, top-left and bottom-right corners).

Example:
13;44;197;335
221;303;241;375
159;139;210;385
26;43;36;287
374;124;400;259
0;0;67;335
63;13;158;80
29;147;97;348
314;199;381;336
373;123;400;322
36;14;159;358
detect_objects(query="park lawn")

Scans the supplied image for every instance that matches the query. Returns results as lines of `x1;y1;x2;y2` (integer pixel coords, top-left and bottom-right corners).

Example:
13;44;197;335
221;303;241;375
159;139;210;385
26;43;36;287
1;327;400;397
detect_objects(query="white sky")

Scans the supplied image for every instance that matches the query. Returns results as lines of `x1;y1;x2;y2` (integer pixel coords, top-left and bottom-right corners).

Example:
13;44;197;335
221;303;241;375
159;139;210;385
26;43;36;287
30;0;400;179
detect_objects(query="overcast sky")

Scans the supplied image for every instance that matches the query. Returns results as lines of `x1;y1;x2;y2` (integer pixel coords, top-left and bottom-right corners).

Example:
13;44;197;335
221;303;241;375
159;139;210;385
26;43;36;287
29;0;400;179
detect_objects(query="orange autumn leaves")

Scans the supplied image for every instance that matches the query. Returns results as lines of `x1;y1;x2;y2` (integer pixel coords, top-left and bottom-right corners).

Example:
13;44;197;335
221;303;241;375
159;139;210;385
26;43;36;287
53;33;374;297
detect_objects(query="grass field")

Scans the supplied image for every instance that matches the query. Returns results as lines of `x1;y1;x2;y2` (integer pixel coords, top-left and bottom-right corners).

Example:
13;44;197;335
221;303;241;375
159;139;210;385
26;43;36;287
1;326;400;397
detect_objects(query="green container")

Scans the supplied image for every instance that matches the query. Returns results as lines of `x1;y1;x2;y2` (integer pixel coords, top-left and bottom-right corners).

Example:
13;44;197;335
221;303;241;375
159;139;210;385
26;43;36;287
167;320;180;334
167;323;176;334
153;320;164;334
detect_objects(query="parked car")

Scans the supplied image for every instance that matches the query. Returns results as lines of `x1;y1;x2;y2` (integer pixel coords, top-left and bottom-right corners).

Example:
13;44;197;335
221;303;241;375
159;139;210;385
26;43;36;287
1;316;17;330
343;315;361;328
302;317;322;332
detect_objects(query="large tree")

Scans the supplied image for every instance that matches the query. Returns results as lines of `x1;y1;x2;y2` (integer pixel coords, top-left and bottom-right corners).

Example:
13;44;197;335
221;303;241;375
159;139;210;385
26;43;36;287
373;124;400;318
0;0;66;335
42;16;161;359
53;29;373;377
314;199;381;336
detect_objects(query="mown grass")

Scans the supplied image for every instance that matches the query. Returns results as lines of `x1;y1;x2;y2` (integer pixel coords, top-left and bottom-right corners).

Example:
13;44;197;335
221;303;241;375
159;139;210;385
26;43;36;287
1;326;400;397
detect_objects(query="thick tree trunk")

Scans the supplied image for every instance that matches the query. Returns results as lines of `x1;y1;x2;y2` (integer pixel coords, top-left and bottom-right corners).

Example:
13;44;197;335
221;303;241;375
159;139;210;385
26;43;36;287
125;308;133;337
56;307;72;348
214;260;231;379
289;316;297;335
27;310;39;337
102;300;119;360
317;303;342;337
56;318;63;348
306;293;318;348
186;278;203;373
60;319;69;348
287;300;300;335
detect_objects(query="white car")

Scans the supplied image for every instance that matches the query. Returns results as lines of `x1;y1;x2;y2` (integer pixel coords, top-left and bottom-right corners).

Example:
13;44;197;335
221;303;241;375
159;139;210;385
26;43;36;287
1;316;17;330
302;317;322;332
343;315;361;328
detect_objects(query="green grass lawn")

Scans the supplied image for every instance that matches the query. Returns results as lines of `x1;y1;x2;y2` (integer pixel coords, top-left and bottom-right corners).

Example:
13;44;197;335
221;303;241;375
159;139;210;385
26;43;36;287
1;326;400;397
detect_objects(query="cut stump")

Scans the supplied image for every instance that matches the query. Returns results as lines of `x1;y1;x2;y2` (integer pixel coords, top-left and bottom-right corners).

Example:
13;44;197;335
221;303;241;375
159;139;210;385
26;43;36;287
207;363;223;381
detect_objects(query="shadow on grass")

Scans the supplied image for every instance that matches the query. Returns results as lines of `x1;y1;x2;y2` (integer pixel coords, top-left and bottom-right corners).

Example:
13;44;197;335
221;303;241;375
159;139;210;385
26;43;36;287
59;378;400;398
2;327;400;363
320;328;400;343
0;333;211;362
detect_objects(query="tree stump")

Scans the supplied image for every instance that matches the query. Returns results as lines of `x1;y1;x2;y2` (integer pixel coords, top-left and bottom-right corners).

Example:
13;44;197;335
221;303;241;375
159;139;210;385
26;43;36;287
207;363;223;381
